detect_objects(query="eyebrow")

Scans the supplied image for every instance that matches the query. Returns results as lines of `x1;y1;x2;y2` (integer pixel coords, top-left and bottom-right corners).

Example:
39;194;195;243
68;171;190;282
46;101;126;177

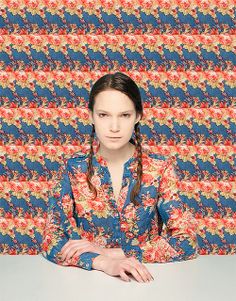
96;110;134;113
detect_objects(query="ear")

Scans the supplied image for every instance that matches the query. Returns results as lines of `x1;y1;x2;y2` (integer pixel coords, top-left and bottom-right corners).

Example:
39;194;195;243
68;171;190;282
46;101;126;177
88;110;94;124
135;113;141;124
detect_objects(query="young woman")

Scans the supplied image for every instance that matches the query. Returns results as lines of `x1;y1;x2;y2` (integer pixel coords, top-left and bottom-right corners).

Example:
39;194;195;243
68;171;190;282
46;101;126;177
42;72;199;283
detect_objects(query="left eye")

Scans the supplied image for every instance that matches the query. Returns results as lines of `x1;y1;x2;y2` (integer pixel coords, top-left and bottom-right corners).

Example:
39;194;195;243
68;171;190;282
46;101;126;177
123;114;130;117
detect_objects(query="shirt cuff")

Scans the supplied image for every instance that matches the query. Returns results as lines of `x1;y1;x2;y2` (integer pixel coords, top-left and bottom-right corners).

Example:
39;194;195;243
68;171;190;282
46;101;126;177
77;252;101;270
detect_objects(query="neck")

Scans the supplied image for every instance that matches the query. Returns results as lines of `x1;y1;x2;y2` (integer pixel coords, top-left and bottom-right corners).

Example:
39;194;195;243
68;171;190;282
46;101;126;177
97;141;135;164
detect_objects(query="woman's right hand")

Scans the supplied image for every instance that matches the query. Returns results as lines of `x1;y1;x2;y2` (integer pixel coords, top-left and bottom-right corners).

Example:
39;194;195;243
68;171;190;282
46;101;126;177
93;255;154;283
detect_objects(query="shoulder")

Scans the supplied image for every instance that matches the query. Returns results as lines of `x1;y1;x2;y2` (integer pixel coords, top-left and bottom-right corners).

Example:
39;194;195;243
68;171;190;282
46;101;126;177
143;148;172;162
145;151;166;162
64;152;89;172
142;149;176;169
68;151;88;162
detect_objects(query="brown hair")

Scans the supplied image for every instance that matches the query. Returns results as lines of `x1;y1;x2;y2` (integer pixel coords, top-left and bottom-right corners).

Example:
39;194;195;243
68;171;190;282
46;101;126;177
86;72;144;207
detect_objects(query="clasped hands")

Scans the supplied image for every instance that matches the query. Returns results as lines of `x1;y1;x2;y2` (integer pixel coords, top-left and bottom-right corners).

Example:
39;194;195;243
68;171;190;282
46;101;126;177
58;238;126;262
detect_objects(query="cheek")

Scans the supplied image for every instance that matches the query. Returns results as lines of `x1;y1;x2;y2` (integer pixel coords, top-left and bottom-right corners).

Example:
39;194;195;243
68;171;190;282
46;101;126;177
123;119;136;129
125;124;135;136
94;122;106;135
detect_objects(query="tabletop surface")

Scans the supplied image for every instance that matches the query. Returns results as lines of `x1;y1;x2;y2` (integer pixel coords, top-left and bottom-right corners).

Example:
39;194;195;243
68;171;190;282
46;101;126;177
0;255;235;301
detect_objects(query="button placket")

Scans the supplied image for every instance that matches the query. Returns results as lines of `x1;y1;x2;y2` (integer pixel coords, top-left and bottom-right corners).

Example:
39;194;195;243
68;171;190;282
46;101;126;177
113;220;121;243
95;150;137;245
104;164;127;216
109;170;128;244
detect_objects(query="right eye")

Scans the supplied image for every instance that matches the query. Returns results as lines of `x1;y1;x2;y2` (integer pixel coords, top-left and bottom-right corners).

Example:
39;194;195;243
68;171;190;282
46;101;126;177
98;113;107;117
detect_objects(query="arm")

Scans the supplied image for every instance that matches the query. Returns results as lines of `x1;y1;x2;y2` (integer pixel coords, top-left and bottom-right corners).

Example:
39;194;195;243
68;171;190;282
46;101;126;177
103;248;126;259
41;160;101;270
122;157;199;263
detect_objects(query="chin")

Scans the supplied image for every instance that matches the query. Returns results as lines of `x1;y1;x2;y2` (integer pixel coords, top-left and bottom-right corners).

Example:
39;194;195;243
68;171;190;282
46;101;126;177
106;142;123;147
103;140;125;149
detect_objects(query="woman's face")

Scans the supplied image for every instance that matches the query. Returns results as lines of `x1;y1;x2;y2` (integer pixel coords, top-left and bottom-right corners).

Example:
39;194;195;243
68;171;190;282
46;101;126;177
89;89;141;150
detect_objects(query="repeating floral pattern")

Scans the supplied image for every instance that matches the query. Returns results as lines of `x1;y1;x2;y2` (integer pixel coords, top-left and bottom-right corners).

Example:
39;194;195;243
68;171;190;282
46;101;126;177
0;0;234;35
0;0;235;256
41;141;199;270
0;35;235;73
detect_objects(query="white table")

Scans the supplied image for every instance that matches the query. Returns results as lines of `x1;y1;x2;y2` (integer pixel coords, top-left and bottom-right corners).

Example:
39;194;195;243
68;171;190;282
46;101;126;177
0;255;235;301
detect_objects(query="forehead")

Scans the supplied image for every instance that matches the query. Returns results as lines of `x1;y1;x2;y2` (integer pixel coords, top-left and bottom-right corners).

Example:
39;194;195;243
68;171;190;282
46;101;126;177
94;90;135;112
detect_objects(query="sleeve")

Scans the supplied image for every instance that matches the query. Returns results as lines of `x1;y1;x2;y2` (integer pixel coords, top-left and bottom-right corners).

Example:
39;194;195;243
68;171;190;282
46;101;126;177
122;157;199;264
41;160;101;270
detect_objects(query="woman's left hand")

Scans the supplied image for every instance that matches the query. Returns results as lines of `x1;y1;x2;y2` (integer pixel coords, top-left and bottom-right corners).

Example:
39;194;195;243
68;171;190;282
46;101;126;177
58;239;105;262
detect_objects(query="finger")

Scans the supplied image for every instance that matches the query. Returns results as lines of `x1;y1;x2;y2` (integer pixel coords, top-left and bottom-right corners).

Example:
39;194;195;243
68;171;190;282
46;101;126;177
61;244;79;261
65;244;93;262
60;241;90;259
71;247;91;259
59;247;72;261
61;240;96;261
64;244;88;261
129;258;154;282
60;240;74;255
64;248;78;262
126;259;150;283
64;247;78;261
141;264;155;281
119;269;131;282
61;239;88;253
137;265;152;282
122;264;145;283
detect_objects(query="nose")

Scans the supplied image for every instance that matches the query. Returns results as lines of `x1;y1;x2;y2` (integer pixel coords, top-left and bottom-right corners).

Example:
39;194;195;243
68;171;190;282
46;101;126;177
110;118;120;132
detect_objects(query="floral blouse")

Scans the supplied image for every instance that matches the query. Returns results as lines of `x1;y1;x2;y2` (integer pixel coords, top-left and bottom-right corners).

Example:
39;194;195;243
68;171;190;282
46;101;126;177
41;141;199;271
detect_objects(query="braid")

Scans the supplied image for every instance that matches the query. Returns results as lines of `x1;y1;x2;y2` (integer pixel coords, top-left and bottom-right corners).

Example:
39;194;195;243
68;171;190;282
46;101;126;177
86;124;97;200
131;123;164;234
156;204;164;236
130;122;143;207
